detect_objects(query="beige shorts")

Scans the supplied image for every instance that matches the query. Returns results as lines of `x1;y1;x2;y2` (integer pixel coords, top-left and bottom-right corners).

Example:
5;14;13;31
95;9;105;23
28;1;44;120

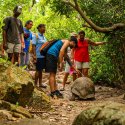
7;43;21;53
75;61;89;69
65;62;70;73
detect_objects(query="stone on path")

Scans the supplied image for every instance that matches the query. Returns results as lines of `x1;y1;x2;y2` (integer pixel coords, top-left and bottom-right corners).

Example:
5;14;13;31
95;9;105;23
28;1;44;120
72;102;125;125
6;119;57;125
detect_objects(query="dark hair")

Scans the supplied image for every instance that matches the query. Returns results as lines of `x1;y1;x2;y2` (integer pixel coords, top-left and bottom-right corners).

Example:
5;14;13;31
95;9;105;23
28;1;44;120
13;6;18;12
13;5;22;13
25;20;33;27
78;30;85;36
37;24;45;30
70;36;78;47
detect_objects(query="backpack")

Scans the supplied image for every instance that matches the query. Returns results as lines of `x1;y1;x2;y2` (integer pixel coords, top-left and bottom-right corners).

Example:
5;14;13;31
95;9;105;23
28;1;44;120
40;39;58;56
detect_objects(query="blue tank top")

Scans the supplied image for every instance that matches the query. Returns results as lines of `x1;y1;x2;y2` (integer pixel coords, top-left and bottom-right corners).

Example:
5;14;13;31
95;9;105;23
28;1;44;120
47;40;63;58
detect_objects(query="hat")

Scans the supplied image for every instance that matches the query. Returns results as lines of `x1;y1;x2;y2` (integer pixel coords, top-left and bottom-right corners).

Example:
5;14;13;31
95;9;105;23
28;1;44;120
70;32;77;37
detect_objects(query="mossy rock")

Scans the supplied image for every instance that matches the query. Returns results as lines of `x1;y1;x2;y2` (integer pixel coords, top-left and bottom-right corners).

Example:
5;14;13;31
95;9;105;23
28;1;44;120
28;89;51;110
0;61;51;110
0;100;32;124
0;62;34;106
6;119;57;125
72;102;125;125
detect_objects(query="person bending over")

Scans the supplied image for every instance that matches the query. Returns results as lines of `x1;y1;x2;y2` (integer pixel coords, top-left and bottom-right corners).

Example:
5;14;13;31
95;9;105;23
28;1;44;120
46;36;78;98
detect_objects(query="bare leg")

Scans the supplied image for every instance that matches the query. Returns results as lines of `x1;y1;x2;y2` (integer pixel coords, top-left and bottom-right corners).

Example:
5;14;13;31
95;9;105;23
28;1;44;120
8;53;13;62
78;69;82;78
14;52;19;66
73;73;77;81
49;72;56;92
82;68;89;77
35;71;39;86
62;72;69;89
39;71;42;86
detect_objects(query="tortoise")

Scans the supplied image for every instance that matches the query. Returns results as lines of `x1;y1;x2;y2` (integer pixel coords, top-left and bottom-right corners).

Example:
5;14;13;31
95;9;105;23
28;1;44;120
70;77;95;101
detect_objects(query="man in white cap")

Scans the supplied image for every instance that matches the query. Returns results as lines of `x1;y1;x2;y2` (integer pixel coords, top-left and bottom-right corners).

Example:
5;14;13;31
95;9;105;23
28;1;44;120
2;5;24;65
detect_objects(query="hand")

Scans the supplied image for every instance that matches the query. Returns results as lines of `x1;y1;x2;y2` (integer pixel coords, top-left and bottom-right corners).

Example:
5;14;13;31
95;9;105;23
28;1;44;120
3;43;7;50
71;59;74;64
59;63;63;71
72;67;81;75
33;55;37;64
75;69;81;75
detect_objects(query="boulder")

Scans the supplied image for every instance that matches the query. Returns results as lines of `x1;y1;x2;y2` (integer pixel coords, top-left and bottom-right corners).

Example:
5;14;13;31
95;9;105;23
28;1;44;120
28;89;51;111
0;61;34;106
6;119;57;125
72;102;125;125
0;100;32;125
71;77;95;100
0;61;51;110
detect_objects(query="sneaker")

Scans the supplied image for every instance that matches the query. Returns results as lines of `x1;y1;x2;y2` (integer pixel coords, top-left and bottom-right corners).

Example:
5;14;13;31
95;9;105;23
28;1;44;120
55;90;63;98
39;83;47;88
49;92;57;99
60;88;65;91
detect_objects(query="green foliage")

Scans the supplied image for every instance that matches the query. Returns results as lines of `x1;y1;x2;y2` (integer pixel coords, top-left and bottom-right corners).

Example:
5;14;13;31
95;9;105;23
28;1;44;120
0;0;125;85
49;0;125;85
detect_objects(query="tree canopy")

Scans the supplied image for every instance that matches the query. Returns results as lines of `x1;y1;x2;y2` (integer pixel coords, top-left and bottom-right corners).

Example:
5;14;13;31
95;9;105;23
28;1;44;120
0;0;125;86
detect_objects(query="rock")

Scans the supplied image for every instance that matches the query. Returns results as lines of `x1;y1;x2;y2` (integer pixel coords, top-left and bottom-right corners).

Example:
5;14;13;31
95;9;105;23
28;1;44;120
0;61;51;110
6;119;57;125
72;102;125;125
28;89;51;111
71;77;95;100
0;100;32;124
0;62;34;106
0;100;32;119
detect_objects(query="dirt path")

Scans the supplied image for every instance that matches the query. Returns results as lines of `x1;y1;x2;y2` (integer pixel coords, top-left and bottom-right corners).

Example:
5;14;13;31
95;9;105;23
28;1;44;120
34;72;125;125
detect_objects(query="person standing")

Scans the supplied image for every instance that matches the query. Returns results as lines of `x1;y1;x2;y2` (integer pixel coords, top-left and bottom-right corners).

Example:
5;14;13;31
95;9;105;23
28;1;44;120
46;37;78;98
32;24;47;88
74;30;107;77
20;20;33;68
61;32;78;91
2;6;24;65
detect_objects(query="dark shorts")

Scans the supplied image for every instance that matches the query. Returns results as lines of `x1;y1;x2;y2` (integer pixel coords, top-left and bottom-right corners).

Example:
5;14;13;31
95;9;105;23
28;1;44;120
36;58;46;71
45;54;58;73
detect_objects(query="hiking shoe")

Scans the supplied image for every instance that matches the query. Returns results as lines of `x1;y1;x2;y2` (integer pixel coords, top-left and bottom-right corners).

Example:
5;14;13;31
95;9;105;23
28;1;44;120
55;90;63;98
49;92;57;99
39;83;47;88
60;88;65;91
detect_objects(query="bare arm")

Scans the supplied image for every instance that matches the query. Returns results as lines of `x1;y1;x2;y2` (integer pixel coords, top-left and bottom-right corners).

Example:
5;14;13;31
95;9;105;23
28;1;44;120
71;48;75;60
59;40;69;64
20;34;25;49
2;30;7;50
88;39;107;46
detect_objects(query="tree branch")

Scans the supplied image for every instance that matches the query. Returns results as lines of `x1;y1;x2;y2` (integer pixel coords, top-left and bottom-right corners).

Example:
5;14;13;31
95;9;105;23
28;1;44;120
63;0;125;33
32;0;36;7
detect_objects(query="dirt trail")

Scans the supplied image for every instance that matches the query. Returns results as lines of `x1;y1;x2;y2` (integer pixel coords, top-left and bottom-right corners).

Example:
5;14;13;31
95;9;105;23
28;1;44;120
33;72;125;125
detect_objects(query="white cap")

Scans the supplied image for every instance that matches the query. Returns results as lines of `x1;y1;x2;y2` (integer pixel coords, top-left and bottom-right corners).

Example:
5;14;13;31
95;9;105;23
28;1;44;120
70;32;77;37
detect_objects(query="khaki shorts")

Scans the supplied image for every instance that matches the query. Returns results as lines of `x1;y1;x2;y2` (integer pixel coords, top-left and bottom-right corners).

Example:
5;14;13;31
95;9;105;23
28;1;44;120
65;62;70;73
7;43;21;53
75;61;89;69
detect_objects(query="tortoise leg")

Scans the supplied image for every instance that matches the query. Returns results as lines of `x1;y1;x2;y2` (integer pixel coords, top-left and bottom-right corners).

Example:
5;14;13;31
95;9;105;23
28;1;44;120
69;93;76;101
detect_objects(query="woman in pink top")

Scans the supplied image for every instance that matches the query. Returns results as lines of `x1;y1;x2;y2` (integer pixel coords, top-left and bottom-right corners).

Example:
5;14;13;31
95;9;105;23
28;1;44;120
74;30;107;77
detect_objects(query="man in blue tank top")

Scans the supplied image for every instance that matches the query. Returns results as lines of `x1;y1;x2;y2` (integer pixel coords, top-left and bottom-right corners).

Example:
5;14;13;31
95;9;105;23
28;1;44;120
45;36;78;98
